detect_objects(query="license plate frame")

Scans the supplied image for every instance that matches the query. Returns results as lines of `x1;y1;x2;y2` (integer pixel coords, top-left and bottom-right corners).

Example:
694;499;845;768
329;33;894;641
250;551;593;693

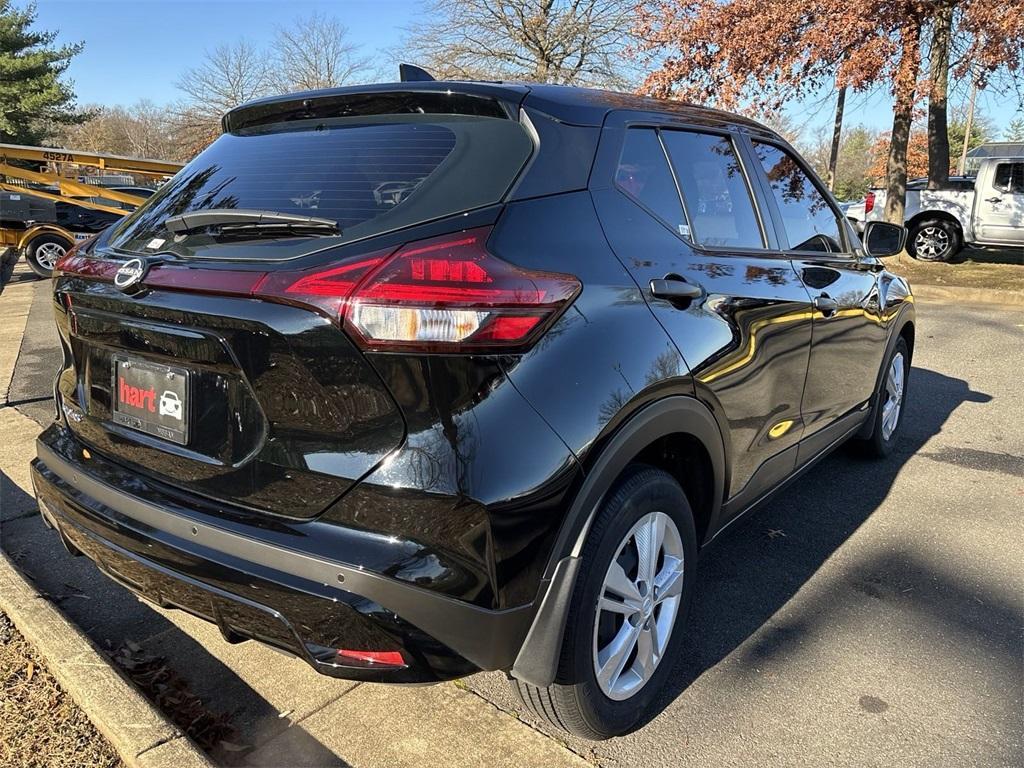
111;356;190;446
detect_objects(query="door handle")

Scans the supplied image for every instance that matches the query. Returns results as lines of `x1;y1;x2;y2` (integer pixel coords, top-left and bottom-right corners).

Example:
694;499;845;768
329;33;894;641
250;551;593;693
985;197;1003;204
813;294;839;316
649;277;703;302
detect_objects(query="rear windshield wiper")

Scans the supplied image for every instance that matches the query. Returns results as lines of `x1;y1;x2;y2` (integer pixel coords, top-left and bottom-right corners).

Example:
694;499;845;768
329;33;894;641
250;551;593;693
164;209;340;236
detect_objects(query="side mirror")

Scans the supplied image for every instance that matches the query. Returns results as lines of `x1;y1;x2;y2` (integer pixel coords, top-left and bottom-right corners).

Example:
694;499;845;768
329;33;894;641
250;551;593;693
862;221;906;258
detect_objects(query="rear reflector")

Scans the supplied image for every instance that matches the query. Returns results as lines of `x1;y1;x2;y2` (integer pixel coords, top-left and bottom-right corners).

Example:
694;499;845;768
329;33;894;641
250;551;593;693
864;191;875;214
336;649;406;667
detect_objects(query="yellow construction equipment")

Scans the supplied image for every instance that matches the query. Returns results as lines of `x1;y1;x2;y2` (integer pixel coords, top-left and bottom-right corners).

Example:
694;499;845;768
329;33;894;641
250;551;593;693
0;143;183;278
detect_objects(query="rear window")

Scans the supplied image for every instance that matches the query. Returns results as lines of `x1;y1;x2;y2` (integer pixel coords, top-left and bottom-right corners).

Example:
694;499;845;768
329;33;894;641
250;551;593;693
108;114;533;259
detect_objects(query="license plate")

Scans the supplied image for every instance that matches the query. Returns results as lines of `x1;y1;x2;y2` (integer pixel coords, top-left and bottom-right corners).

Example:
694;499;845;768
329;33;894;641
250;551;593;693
112;357;189;445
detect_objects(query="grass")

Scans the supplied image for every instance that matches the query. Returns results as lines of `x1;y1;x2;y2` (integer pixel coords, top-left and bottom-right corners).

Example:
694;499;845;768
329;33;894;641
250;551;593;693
0;612;122;768
881;248;1024;293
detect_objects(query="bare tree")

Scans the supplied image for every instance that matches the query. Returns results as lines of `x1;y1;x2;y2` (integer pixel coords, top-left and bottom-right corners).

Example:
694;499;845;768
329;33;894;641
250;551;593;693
62;100;179;160
404;0;639;87
174;40;271;146
271;12;374;92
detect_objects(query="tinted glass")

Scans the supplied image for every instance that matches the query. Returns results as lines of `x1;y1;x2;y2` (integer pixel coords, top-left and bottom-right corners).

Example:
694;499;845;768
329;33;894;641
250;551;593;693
752;141;844;252
616;128;687;233
108;115;532;259
660;130;763;249
993;162;1024;193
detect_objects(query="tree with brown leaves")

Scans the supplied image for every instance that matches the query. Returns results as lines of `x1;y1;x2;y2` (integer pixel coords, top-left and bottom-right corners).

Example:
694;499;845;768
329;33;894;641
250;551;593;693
635;0;1022;224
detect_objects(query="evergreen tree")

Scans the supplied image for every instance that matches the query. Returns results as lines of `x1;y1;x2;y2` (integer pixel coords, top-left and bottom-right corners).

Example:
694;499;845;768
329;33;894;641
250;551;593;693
0;0;88;145
1004;117;1024;142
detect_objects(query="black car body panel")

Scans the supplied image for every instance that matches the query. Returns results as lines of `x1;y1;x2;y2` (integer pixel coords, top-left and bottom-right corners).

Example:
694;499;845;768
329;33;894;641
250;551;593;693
34;79;915;685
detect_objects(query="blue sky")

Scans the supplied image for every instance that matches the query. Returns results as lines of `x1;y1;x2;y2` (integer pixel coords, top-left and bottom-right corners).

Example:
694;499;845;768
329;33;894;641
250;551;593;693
32;0;1023;142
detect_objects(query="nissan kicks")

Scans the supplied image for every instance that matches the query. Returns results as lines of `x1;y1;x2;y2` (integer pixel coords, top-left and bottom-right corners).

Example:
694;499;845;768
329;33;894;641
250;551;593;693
31;75;913;739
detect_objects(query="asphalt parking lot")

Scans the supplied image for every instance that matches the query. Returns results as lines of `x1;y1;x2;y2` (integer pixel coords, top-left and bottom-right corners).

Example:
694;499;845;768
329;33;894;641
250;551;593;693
2;265;1022;767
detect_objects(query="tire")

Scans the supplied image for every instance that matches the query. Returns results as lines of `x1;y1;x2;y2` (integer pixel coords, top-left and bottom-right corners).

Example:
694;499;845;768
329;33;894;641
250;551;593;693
906;218;961;262
512;464;697;739
857;337;910;458
25;234;72;277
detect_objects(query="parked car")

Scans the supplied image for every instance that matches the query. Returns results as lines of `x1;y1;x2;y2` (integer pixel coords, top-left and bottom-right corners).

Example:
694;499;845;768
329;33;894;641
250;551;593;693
32;77;913;740
0;191;102;277
840;198;866;229
0;144;179;276
843;177;976;233
861;161;1023;261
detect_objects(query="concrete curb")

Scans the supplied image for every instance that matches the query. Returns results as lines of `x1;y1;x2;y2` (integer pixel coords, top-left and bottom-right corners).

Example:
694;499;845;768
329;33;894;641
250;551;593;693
911;283;1024;307
0;550;214;768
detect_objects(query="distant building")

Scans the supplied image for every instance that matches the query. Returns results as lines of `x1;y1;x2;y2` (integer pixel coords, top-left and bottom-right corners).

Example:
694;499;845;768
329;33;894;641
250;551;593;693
965;142;1024;175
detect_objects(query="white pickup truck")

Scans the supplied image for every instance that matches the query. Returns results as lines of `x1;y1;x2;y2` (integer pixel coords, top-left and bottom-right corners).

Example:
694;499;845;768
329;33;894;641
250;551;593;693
856;156;1023;261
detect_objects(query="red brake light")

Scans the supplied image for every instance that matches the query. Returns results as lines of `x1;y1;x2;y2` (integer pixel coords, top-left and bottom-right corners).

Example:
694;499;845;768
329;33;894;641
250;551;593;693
864;191;875;214
54;236;104;276
259;226;580;352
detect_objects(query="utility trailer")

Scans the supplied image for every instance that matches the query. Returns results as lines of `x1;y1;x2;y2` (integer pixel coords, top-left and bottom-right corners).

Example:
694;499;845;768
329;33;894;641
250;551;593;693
1;144;181;278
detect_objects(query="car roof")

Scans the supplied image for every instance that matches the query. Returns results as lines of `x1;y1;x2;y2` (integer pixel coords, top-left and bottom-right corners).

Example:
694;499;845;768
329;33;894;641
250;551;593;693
224;80;775;135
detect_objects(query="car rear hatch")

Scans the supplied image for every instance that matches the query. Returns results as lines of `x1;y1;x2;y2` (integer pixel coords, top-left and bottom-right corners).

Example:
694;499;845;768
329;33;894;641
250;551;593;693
51;86;535;520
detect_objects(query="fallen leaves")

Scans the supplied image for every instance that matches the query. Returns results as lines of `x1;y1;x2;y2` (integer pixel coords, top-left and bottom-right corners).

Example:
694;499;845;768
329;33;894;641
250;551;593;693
110;641;248;762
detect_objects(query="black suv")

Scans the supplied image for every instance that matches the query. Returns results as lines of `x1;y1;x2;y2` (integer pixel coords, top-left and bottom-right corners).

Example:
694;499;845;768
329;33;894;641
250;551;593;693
31;78;913;739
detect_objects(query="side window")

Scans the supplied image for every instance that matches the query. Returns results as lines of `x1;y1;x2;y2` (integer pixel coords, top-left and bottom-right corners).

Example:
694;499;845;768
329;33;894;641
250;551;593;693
751;141;845;253
615;128;687;235
659;130;764;249
993;162;1024;193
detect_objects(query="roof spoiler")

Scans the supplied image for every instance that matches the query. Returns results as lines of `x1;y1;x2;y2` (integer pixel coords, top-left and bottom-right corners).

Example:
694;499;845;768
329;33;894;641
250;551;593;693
399;63;435;82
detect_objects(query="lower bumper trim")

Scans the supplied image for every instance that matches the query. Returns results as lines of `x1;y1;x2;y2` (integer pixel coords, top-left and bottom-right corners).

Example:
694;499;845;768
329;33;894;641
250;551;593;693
34;434;535;672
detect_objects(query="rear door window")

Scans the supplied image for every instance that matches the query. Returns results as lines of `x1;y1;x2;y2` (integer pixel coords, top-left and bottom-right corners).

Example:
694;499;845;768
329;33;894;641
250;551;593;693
615;128;688;235
751;141;845;253
108;114;533;259
993;162;1024;193
660;130;764;249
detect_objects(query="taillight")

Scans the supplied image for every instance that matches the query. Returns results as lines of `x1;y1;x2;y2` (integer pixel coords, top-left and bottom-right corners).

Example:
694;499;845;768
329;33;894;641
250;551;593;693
258;227;580;352
864;191;875;214
54;236;100;275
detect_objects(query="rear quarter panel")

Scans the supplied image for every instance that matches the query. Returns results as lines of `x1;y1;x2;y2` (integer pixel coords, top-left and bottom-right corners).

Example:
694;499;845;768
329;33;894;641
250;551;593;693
492;192;694;492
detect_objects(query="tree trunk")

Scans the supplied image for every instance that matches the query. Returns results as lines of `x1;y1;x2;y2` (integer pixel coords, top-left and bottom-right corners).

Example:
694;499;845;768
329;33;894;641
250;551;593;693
827;85;847;192
927;3;953;189
884;23;922;225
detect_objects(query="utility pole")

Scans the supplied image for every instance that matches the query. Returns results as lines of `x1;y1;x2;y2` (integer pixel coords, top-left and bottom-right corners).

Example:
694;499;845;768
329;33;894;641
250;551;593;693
827;85;847;192
958;75;977;176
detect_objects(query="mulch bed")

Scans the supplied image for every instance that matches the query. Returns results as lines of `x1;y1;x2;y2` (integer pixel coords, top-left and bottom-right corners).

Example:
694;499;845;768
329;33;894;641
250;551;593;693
0;612;122;768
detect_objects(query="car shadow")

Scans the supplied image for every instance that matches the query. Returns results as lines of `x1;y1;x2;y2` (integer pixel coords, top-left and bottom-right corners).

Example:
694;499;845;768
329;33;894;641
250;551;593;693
639;364;995;729
1;472;350;768
950;246;1024;266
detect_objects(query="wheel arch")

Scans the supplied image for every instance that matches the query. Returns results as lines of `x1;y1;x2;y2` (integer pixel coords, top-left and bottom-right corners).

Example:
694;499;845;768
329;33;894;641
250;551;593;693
906;210;963;237
511;395;726;686
856;303;916;439
18;224;75;251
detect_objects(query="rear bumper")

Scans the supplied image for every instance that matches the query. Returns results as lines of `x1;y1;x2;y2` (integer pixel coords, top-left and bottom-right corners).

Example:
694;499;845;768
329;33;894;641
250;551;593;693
31;424;535;682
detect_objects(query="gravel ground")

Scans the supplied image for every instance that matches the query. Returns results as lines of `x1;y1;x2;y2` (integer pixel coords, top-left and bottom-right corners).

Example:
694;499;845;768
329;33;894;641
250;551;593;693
0;612;122;768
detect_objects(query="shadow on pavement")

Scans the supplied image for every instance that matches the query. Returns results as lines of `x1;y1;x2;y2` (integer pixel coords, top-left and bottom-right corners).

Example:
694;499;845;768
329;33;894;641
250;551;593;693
952;247;1024;266
641;365;998;728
